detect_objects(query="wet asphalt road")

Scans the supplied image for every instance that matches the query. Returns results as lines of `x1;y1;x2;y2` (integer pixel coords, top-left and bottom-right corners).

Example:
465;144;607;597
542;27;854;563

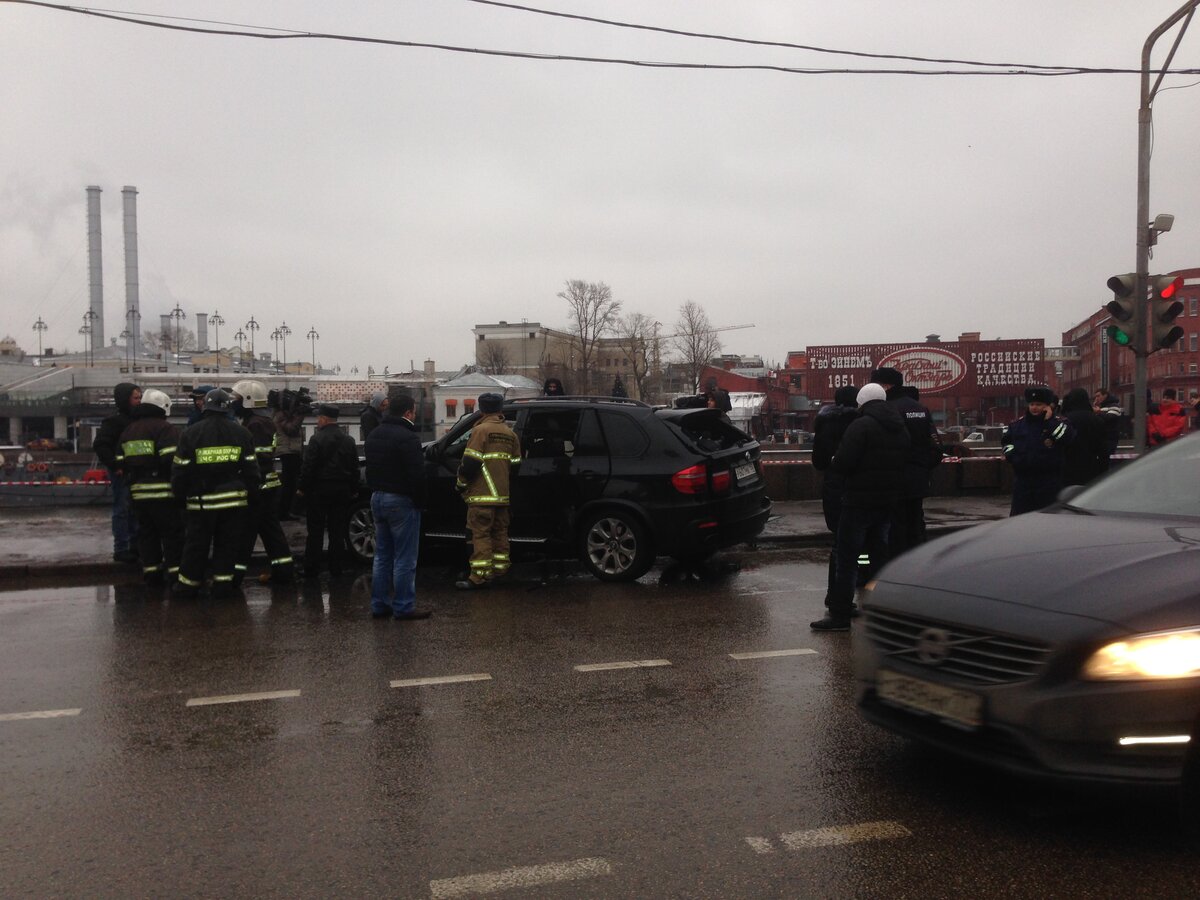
1;552;1197;898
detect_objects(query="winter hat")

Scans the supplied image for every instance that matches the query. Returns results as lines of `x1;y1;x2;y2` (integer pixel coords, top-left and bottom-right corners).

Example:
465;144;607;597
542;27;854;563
478;392;504;413
856;383;887;406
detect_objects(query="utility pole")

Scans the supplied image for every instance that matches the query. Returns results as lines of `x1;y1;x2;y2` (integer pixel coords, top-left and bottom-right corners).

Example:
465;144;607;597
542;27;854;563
1133;0;1198;454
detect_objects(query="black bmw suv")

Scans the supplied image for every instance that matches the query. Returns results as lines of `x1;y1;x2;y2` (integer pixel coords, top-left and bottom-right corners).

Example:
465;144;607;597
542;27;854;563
347;396;771;581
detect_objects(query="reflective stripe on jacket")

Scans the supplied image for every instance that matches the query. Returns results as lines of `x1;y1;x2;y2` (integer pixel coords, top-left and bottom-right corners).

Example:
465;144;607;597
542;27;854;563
456;414;521;505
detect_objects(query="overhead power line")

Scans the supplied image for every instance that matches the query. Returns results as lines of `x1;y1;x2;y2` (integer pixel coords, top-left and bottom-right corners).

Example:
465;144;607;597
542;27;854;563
5;0;1200;77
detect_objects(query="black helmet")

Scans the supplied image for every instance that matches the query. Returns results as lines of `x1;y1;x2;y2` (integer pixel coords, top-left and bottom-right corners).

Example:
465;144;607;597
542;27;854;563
203;388;233;412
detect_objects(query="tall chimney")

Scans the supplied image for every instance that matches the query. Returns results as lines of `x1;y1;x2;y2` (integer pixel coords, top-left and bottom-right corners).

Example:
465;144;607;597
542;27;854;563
424;359;435;377
121;187;140;358
196;313;208;352
86;186;105;351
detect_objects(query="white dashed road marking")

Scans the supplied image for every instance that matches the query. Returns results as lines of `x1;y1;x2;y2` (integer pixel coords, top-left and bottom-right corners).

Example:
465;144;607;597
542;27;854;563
779;820;911;849
390;673;493;688
0;708;82;722
185;689;301;707
429;856;613;898
729;649;818;660
574;659;671;672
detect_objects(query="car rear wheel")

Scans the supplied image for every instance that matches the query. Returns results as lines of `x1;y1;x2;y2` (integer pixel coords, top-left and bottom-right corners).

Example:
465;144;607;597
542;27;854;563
347;500;376;565
580;510;654;582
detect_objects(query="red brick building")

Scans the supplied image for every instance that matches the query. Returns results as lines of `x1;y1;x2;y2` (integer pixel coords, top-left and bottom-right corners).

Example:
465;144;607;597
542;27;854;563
1061;266;1200;411
804;334;1047;427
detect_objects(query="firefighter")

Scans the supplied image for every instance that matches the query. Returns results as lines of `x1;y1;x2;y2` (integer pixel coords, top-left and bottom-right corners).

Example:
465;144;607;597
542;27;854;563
116;389;183;585
455;393;521;589
231;379;295;585
171;388;260;597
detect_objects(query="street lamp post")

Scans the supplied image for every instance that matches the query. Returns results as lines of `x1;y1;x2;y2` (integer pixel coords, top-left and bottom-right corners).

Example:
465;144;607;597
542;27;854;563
82;310;98;367
126;306;141;364
32;317;47;358
210;311;225;373
233;328;247;371
306;326;319;373
78;323;92;366
245;317;259;373
278;322;291;376
119;329;132;368
270;329;282;373
169;303;187;368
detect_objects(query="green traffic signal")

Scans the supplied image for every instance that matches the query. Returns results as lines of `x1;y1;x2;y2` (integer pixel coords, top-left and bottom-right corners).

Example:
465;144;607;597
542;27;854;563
1106;324;1133;347
1105;273;1138;351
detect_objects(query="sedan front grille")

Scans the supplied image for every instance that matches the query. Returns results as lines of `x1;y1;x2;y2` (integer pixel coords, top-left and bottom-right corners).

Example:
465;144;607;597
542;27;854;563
866;608;1051;685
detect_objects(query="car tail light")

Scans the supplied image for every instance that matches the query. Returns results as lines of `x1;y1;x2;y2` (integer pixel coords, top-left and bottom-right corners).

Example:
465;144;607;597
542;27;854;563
672;464;708;494
671;464;732;495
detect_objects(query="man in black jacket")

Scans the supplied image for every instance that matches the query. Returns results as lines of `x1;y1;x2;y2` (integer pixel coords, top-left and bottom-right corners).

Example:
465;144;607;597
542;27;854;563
811;385;858;613
359;392;387;442
171;389;260;597
298;405;360;578
813;383;909;632
870;368;941;556
93;382;142;563
364;392;430;620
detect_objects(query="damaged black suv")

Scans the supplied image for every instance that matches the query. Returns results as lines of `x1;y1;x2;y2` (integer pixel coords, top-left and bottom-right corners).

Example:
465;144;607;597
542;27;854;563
347;396;772;582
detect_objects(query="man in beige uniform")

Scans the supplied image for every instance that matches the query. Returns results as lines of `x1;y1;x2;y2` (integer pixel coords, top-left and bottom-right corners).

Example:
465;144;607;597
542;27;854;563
455;393;521;589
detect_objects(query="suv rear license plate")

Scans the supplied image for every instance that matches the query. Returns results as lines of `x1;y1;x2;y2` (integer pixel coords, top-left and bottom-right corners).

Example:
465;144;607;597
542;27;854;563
876;669;982;730
734;462;757;483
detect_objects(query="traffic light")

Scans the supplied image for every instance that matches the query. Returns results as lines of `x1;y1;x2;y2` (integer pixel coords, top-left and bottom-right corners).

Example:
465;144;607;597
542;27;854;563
1150;274;1185;351
1105;273;1137;348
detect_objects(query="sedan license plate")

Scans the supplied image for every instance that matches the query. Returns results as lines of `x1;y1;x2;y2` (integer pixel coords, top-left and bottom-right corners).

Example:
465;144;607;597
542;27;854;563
734;462;757;484
876;669;982;730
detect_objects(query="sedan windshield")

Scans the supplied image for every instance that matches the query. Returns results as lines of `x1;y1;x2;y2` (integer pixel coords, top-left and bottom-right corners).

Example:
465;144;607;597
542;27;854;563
1068;433;1200;517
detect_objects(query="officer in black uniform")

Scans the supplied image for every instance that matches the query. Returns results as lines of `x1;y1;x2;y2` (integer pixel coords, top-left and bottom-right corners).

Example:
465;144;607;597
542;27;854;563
232;379;295;585
116;389;184;585
171;388;260;597
1003;386;1074;516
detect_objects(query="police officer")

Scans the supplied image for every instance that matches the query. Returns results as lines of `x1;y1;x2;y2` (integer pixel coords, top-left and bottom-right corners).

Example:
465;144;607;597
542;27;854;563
171;388;260;597
1003;386;1074;516
116;389;183;585
455;393;521;589
232;380;295;585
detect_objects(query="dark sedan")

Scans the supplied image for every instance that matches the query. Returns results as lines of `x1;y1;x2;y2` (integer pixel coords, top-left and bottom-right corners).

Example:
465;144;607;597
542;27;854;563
853;432;1200;806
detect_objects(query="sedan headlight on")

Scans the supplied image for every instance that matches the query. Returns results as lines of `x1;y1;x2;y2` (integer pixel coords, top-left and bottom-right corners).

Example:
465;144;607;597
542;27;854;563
1082;628;1200;680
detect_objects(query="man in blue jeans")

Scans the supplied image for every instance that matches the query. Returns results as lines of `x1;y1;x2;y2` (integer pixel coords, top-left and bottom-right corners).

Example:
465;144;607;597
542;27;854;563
363;392;430;621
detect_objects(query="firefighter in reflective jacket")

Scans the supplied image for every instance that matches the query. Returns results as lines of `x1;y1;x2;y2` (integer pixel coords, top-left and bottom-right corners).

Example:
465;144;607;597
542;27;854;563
455;393;521;589
171;388;260;597
232;379;295;584
116;389;184;584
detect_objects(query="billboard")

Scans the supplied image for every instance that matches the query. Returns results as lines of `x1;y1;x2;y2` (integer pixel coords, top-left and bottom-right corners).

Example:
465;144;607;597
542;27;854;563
806;340;1045;396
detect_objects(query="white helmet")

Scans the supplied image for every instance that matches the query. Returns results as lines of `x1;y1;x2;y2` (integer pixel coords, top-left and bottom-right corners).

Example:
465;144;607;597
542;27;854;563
231;379;269;409
141;389;172;415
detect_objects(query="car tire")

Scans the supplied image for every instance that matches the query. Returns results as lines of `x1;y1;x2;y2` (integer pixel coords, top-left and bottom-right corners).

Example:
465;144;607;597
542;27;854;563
347;499;376;565
579;509;655;582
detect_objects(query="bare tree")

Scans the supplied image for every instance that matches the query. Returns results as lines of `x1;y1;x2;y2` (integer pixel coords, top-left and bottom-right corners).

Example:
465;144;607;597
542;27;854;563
614;311;655;401
142;327;197;354
479;341;511;376
558;279;621;394
672;301;723;393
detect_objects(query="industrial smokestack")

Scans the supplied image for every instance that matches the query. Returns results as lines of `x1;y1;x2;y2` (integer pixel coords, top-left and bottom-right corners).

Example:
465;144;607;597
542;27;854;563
86;186;104;352
196;313;208;352
121;186;140;359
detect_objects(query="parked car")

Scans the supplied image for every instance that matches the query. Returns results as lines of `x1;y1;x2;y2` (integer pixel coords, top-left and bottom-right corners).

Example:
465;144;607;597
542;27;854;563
347;396;772;581
853;432;1200;821
962;431;985;443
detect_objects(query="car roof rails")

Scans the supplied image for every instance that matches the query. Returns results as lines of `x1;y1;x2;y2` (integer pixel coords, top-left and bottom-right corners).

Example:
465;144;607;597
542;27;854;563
507;395;651;408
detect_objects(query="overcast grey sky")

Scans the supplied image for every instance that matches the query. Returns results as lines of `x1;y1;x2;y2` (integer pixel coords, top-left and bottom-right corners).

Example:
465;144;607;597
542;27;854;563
3;1;1200;374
